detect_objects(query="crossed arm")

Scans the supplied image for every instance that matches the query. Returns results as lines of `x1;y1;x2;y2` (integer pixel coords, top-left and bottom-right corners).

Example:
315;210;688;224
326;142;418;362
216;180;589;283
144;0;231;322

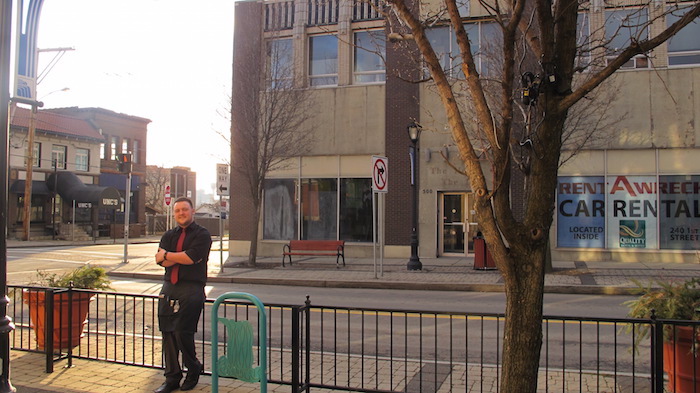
155;248;194;267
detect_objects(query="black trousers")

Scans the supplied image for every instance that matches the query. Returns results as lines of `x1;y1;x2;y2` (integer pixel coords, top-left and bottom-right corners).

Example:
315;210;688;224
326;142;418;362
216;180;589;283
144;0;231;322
162;329;201;383
158;281;205;383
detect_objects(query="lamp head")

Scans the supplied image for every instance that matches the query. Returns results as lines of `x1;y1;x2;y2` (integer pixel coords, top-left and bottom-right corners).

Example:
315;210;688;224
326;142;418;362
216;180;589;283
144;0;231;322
407;122;422;143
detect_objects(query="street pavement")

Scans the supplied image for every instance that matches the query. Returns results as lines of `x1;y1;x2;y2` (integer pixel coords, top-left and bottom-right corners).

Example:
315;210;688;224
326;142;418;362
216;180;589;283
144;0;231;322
5;236;700;392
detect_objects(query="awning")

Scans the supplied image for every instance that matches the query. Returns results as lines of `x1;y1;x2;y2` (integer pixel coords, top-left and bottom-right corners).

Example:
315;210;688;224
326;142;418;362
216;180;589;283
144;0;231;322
46;172;121;210
10;180;51;195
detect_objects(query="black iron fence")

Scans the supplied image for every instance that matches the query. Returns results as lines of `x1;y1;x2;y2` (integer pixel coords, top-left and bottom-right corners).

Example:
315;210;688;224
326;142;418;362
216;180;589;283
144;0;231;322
7;285;700;393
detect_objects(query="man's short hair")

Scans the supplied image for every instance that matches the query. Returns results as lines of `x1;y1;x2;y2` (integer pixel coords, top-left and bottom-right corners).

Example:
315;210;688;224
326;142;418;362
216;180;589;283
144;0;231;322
174;197;193;208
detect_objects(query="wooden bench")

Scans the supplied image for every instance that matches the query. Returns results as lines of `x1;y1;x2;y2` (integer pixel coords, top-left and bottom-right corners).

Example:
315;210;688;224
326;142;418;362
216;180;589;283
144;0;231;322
282;240;345;267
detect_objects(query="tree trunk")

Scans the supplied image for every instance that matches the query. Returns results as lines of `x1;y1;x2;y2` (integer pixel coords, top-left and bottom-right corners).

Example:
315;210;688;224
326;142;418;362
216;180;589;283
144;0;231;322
544;237;553;274
500;247;546;393
247;201;261;267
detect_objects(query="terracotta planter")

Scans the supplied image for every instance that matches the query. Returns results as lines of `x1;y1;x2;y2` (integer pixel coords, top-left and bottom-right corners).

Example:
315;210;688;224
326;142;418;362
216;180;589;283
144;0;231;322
664;326;700;393
22;289;94;350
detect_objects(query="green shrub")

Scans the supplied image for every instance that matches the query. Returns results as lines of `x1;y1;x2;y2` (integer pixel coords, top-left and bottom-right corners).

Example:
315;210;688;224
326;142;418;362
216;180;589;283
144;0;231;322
624;278;700;321
622;278;700;348
32;265;112;290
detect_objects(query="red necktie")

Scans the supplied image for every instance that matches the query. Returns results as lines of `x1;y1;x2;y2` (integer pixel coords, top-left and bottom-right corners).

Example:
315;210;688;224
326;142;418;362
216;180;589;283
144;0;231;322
171;229;186;284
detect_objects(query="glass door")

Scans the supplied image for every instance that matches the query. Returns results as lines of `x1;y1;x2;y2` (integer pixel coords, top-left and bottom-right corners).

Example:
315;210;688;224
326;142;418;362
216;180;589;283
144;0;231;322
441;193;466;256
440;192;477;256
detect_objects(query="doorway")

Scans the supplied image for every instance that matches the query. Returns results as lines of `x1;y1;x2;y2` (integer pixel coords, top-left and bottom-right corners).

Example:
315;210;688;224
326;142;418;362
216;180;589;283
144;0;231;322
439;192;477;256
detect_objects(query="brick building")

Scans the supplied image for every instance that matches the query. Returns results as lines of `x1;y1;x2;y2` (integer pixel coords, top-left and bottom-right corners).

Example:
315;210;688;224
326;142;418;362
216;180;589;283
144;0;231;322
8;107;121;239
45;107;150;238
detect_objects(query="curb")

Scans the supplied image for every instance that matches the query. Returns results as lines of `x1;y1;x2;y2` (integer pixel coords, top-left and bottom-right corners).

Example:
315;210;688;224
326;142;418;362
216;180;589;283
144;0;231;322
106;271;634;296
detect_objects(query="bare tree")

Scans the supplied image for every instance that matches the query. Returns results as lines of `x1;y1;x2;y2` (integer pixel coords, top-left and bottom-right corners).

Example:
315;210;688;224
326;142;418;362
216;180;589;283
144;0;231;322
232;32;314;267
385;0;700;391
145;165;170;214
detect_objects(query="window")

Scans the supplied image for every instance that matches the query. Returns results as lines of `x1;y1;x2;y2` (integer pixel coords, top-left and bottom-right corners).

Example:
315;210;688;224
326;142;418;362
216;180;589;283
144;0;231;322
263;179;298;240
24;142;41;168
354;30;386;84
339;178;373;242
426;26;453;76
268;38;294;89
301;179;337;239
576;12;591;70
474;22;502;78
110;136;118;160
51;145;67;169
133;140;140;163
76;148;89;172
605;8;649;69
425;21;501;79
122;138;129;154
17;195;44;223
667;11;700;66
456;0;469;16
309;35;338;86
99;143;105;160
23;142;41;168
34;142;41;167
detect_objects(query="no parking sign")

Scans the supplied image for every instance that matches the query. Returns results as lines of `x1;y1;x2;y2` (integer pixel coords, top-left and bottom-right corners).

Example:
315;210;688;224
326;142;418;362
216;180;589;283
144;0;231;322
372;156;388;193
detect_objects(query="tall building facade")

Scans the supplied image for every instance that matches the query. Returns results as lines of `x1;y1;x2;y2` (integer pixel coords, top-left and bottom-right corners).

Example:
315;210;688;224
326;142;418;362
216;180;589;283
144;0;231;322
230;0;700;263
145;165;197;214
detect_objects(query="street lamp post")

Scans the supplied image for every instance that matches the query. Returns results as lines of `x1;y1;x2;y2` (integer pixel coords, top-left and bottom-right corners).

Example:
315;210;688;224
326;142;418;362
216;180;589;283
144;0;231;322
407;122;422;271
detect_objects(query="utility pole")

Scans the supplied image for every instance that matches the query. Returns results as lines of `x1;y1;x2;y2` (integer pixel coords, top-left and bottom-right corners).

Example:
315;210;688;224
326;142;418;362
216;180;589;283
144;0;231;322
52;159;57;240
21;48;72;241
22;107;36;240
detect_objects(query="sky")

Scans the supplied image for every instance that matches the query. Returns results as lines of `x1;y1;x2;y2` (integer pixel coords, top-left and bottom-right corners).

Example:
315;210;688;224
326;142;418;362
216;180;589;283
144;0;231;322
34;0;235;197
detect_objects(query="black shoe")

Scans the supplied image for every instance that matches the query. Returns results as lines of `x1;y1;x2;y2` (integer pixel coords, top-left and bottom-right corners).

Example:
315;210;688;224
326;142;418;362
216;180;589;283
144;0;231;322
181;362;202;391
180;377;199;391
154;381;180;393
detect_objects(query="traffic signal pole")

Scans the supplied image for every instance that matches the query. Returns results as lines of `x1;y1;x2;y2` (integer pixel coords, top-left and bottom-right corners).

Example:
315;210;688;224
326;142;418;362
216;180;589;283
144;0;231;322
118;153;132;264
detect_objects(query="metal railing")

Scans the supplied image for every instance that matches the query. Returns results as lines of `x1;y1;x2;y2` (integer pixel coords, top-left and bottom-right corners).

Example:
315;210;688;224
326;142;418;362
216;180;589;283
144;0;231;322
8;285;699;393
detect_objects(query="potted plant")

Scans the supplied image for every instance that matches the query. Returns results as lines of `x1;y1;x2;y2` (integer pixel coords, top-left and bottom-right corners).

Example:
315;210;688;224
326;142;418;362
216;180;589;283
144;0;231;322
624;278;700;393
22;265;112;351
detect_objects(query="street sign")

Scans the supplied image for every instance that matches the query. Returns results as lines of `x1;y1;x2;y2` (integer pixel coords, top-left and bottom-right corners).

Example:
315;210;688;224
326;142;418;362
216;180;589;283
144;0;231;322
164;185;171;206
372;156;388;193
216;163;230;196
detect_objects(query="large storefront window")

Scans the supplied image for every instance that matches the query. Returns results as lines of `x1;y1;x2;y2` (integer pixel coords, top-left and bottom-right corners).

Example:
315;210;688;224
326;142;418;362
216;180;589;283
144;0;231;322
659;175;700;250
557;176;605;248
557;175;700;250
301;179;337;240
263;179;298;240
340;178;373;242
263;177;374;242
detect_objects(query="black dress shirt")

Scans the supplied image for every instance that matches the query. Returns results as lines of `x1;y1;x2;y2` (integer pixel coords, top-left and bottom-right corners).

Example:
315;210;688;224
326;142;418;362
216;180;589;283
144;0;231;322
158;221;212;285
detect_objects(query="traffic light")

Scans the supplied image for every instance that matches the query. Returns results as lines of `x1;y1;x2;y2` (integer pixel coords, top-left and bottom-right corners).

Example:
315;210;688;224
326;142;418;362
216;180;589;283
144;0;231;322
117;153;132;173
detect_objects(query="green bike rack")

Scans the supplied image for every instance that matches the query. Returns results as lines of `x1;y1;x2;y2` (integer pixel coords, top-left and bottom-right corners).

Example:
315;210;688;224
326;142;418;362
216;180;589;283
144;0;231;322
211;292;267;393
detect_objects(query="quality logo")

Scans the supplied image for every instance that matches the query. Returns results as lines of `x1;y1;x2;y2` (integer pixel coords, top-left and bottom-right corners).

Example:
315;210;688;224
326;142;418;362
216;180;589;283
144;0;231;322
619;220;646;248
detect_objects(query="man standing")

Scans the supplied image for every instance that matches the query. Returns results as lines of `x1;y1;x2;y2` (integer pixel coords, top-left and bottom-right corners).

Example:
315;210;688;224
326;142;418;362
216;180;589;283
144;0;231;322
154;197;212;393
